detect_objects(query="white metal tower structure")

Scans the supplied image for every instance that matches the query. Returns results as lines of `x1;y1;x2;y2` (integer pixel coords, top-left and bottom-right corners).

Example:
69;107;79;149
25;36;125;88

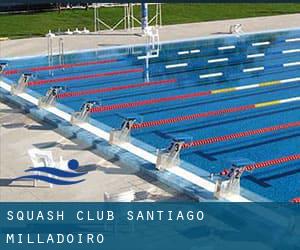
93;3;162;32
93;3;131;32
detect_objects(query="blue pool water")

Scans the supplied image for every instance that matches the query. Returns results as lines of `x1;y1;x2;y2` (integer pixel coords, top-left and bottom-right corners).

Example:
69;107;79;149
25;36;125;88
2;28;300;201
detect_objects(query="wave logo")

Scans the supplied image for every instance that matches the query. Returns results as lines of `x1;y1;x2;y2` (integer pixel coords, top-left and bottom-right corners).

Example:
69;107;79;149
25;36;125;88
13;159;87;185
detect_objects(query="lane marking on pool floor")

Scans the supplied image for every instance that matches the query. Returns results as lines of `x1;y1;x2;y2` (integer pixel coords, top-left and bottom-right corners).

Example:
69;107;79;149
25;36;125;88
190;49;201;54
243;67;264;73
199;72;223;79
165;63;188;69
282;49;300;54
0;79;251;202
177;51;189;55
177;49;201;55
252;41;270;46
218;45;235;50
90;77;300;113
283;61;300;67
137;54;159;60
247;53;265;58
285;38;300;43
208;58;228;64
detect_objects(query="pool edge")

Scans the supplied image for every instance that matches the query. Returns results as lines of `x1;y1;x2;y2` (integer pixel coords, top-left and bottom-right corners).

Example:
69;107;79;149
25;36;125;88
0;84;219;202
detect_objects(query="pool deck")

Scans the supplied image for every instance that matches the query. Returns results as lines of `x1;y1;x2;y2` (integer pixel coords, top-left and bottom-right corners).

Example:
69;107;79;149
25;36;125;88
0;14;299;202
1;13;299;58
0;101;190;201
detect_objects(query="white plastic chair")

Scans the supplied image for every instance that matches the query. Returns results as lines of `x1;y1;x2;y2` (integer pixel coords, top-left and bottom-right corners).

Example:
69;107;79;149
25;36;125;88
73;28;82;34
45;30;55;38
28;148;56;188
65;29;73;35
82;27;90;34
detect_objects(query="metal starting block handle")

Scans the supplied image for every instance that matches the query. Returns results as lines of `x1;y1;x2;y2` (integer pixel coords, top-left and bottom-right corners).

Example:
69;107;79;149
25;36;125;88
213;164;247;199
156;139;185;170
109;117;137;145
0;62;8;74
38;86;64;108
71;101;99;124
11;73;32;95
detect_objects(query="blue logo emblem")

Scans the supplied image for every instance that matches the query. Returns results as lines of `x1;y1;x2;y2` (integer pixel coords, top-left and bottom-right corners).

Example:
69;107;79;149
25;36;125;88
13;159;86;185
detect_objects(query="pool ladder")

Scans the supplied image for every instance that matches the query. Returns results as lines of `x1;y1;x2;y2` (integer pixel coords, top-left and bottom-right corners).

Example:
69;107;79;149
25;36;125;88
144;27;160;82
47;36;65;75
58;38;65;69
47;36;53;75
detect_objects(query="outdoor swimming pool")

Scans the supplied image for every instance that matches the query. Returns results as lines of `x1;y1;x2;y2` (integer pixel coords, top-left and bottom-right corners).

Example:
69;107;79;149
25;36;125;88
1;28;300;202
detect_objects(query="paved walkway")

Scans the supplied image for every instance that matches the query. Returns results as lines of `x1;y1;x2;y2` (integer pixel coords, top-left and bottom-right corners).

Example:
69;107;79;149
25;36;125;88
0;102;190;201
0;14;299;58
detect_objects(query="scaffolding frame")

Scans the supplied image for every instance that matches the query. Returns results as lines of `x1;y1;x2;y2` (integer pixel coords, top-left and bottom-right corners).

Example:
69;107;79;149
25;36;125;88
93;3;162;32
130;3;162;30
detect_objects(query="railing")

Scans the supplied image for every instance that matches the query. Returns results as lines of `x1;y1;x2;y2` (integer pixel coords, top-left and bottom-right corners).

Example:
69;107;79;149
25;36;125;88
58;38;65;69
46;31;54;75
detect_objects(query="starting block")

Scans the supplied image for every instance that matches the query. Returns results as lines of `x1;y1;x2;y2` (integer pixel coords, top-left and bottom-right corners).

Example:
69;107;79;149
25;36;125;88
109;114;143;145
38;86;65;108
214;158;254;199
0;62;7;74
11;73;32;95
229;24;243;35
156;135;192;170
71;101;99;124
214;170;242;199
